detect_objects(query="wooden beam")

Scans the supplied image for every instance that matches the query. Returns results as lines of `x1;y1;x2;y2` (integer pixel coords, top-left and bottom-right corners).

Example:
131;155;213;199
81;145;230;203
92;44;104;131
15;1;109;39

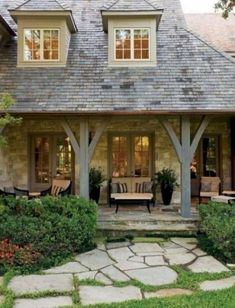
88;121;109;162
160;119;182;162
190;116;210;161
80;119;89;199
61;119;80;160
180;116;191;218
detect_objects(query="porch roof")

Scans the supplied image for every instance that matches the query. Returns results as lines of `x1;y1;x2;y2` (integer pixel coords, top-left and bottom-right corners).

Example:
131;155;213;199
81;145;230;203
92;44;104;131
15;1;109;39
0;0;235;114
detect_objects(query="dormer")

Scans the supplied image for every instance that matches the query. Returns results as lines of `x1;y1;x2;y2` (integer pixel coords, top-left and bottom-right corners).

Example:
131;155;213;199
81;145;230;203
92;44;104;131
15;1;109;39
0;15;16;47
9;0;77;67
101;0;163;67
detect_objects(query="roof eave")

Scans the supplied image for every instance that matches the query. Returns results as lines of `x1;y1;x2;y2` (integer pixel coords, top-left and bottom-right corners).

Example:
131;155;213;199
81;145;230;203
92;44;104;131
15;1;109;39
101;9;163;33
0;15;16;36
8;9;78;33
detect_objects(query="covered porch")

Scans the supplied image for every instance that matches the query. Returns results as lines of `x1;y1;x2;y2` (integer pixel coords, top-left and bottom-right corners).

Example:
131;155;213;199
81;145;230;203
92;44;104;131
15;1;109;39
0;113;234;218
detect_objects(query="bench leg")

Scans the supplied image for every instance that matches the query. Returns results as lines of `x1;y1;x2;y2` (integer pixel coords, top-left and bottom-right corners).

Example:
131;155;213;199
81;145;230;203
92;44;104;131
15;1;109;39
147;200;151;214
115;200;119;213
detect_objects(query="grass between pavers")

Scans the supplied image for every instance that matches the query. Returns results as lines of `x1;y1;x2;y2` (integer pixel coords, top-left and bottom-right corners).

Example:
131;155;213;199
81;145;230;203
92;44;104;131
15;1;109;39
0;271;15;308
72;286;235;308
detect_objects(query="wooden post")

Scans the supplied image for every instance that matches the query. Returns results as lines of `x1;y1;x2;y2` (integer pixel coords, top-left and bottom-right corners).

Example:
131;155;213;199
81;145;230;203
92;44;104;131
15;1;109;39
80;119;89;199
160;116;210;218
180;116;191;218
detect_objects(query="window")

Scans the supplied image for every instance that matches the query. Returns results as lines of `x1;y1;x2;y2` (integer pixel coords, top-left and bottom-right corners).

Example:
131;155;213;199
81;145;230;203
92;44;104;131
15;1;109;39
110;134;153;177
115;28;150;61
24;29;59;61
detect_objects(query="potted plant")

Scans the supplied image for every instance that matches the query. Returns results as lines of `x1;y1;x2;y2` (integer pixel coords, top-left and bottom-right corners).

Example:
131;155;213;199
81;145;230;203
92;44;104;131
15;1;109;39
155;168;179;205
89;167;105;204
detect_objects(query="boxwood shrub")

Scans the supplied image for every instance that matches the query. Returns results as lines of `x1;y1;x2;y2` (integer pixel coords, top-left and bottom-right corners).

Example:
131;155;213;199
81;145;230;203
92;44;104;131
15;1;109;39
198;201;235;262
0;196;97;273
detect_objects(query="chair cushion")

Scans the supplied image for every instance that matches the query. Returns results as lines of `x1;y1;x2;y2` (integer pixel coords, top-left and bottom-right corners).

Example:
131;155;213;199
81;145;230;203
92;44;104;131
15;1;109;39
51;185;62;196
143;181;153;193
201;182;211;192
135;182;143;193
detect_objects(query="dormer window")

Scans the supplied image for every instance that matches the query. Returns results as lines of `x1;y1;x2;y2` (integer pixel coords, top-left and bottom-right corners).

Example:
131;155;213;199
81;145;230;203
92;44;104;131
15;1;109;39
101;0;163;67
115;28;150;61
24;29;60;61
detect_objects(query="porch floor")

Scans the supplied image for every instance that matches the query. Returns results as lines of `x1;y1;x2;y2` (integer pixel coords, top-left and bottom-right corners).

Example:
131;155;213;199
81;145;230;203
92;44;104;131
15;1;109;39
97;204;200;237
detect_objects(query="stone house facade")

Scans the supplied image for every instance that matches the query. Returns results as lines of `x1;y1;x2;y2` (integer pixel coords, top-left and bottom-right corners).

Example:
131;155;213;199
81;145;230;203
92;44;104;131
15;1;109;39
0;0;235;218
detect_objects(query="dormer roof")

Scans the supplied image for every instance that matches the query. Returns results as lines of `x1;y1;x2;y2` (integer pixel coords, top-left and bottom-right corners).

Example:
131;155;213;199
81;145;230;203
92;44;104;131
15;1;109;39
13;0;69;11
101;0;163;32
8;0;77;33
0;15;16;37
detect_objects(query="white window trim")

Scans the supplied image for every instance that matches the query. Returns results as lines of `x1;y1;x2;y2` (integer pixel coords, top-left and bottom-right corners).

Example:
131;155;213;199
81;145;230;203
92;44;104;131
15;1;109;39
114;27;150;62
23;28;60;62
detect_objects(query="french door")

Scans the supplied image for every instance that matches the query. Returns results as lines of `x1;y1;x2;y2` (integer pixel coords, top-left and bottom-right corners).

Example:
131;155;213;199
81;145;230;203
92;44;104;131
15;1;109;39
30;135;74;191
109;134;153;178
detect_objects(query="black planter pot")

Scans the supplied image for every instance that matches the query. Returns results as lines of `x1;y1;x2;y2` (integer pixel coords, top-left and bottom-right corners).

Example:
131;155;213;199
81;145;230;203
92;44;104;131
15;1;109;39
89;186;100;204
161;186;173;205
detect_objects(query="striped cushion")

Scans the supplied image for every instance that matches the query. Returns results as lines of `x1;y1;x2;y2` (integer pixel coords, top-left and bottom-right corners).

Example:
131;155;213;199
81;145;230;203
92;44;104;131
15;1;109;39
135;182;143;193
118;183;128;193
143;181;153;193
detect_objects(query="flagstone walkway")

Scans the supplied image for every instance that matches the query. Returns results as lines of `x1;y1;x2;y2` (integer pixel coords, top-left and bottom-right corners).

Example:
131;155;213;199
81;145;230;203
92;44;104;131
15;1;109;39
3;238;235;307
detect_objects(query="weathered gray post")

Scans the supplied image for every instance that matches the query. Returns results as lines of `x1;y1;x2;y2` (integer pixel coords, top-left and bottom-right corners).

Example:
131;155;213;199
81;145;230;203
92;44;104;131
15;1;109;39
80;118;89;199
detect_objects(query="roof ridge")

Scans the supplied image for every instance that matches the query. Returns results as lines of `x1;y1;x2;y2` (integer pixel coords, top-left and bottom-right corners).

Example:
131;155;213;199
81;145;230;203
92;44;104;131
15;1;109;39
184;27;235;65
104;0;159;11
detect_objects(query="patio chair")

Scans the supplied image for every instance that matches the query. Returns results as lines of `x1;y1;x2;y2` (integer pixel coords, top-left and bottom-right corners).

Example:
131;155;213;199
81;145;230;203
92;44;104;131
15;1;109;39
40;179;72;197
199;176;221;203
14;187;29;197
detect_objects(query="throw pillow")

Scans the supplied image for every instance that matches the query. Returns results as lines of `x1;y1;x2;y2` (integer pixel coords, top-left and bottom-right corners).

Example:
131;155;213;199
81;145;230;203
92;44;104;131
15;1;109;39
118;183;128;193
111;183;119;193
143;181;153;193
135;182;143;193
201;182;211;192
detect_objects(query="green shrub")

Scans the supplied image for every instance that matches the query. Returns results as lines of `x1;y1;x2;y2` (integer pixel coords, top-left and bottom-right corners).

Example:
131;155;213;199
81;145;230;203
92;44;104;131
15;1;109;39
198;202;235;262
0;196;97;273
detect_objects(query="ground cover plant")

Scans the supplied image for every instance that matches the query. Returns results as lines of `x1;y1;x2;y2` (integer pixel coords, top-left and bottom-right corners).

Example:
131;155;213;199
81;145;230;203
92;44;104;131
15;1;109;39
198;201;235;263
0;196;97;274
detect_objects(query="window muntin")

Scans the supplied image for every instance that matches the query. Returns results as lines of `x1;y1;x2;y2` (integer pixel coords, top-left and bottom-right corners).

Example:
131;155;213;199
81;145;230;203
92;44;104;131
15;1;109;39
24;29;60;61
115;28;150;61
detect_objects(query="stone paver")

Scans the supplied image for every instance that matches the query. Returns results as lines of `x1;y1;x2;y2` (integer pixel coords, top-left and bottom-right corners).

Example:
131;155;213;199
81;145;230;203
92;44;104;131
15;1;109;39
200;276;235;291
95;273;113;285
97;244;106;251
43;262;88;274
76;271;97;280
131;243;164;254
79;286;142;305
164;247;189;255
162;241;182;249
14;296;73;308
108;247;134;261
126;266;178;286
145;288;193;298
0;296;4;305
115;260;148;271
188;256;230;273
106;241;131;250
145;256;166;266
192;248;207;257
101;265;130;282
75;249;114;270
9;274;73;295
171;238;197;250
166;253;196;265
128;256;144;263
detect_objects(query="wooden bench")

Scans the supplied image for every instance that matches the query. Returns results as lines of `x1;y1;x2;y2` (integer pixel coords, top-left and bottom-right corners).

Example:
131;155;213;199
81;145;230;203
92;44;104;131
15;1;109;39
211;195;235;204
109;177;154;211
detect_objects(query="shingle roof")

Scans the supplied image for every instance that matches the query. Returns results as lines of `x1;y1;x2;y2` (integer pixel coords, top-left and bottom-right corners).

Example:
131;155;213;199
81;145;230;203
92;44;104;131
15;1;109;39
0;14;15;36
103;0;161;11
13;0;69;11
0;0;235;114
186;13;235;55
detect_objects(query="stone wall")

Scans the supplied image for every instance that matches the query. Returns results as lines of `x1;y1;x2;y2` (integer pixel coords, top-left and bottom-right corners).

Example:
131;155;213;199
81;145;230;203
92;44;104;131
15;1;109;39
0;116;231;204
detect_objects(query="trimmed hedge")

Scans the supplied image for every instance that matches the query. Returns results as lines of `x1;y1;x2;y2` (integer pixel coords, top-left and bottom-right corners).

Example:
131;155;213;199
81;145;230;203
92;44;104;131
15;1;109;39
198;201;235;262
0;196;97;273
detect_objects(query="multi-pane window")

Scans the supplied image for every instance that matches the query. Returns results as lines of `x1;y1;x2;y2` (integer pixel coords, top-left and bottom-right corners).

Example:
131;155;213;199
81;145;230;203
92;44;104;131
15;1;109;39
24;29;59;61
110;134;152;177
115;28;150;60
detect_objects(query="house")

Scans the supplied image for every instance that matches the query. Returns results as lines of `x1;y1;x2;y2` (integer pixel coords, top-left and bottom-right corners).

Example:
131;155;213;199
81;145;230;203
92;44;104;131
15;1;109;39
186;13;235;58
0;0;235;218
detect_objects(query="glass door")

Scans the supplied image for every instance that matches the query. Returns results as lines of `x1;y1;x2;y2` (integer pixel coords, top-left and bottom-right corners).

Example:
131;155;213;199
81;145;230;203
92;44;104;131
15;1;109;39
30;135;74;191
